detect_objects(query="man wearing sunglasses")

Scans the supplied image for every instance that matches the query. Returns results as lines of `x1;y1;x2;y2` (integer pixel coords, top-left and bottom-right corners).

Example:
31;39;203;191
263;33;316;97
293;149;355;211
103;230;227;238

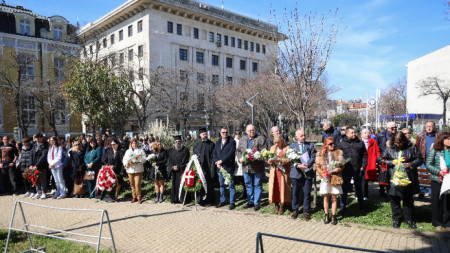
375;121;397;197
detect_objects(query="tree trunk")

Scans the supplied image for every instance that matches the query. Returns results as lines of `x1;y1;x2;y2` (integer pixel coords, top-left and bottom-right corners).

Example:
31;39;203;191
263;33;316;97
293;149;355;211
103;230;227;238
443;98;448;127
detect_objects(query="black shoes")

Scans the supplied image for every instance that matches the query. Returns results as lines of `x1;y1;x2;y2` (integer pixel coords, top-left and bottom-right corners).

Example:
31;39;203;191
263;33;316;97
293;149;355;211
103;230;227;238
331;215;338;225
254;204;261;211
216;202;226;208
393;220;401;229
406;220;417;229
243;203;254;209
324;213;330;224
229;203;235;210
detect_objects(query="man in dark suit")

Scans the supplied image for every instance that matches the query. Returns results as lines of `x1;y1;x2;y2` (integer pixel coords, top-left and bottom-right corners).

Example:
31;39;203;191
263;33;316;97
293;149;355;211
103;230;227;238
289;130;317;220
193;127;215;206
213;127;236;210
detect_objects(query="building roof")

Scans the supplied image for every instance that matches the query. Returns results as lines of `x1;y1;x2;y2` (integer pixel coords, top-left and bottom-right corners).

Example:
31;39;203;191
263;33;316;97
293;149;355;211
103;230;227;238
0;3;47;20
406;44;450;66
349;102;367;109
79;0;281;39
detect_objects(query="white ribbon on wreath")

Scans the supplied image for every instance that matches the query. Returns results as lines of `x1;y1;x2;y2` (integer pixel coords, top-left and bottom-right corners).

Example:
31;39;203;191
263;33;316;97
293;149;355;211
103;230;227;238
179;154;208;200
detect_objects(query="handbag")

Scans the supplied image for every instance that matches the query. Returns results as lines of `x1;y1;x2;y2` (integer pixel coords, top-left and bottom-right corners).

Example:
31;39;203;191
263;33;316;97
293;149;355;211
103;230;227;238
84;171;95;181
378;159;390;185
330;173;343;186
73;178;86;195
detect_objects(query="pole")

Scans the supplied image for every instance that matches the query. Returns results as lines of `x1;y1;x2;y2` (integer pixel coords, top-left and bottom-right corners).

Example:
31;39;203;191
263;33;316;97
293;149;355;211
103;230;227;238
366;91;369;126
246;92;259;125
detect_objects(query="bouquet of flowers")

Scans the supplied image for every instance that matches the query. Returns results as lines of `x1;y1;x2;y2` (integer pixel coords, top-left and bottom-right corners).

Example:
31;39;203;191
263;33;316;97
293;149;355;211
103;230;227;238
96;165;117;192
147;154;156;163
22;167;42;186
261;149;275;160
390;151;411;186
322;158;351;183
286;148;301;164
125;153;147;168
219;168;233;185
242;149;262;165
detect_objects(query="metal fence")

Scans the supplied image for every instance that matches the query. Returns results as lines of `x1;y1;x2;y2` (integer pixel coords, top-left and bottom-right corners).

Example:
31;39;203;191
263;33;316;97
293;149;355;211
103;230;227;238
255;232;392;253
4;201;116;253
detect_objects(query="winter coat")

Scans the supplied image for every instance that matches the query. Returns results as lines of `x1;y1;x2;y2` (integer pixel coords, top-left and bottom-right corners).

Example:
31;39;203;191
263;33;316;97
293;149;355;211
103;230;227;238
315;149;344;184
375;130;391;155
362;138;380;181
122;148;145;174
321;127;340;143
19;145;33;171
47;146;63;168
84;147;102;172
377;143;423;197
31;142;48;172
425;147;447;183
336;137;367;172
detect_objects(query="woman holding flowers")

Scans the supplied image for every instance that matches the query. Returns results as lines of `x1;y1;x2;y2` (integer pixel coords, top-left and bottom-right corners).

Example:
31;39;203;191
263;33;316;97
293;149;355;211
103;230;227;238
315;137;344;225
425;132;450;230
150;141;168;203
268;134;291;215
377;132;422;229
122;138;146;204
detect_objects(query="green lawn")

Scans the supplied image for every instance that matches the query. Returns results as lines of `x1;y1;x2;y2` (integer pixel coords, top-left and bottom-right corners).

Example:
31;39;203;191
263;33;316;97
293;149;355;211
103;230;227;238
0;229;114;253
121;177;436;232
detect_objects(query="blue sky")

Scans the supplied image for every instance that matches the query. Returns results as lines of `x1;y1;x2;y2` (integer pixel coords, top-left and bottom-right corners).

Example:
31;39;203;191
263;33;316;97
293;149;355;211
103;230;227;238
8;0;450;100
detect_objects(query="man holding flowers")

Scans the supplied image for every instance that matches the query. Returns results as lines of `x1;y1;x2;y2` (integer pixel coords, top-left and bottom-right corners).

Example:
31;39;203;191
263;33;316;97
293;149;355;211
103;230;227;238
236;124;266;211
289;130;317;220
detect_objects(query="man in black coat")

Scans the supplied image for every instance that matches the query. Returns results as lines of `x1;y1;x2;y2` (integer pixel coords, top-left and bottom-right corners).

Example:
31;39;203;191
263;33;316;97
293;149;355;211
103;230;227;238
168;135;190;204
193;127;215;206
375;121;397;197
30;133;49;199
322;121;340;143
213;127;236;210
336;127;368;213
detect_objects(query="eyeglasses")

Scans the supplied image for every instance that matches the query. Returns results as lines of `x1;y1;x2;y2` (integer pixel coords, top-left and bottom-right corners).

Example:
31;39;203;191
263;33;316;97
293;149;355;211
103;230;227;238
389;127;397;129
221;132;228;134
341;129;346;131
73;144;80;146
328;143;335;146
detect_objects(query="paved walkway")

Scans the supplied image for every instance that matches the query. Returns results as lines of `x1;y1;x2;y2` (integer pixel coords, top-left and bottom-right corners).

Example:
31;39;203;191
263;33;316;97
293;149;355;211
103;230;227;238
0;195;449;253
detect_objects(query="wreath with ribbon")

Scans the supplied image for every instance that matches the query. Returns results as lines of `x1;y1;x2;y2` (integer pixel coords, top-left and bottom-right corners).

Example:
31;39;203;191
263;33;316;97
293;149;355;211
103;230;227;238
22;167;42;187
179;154;208;199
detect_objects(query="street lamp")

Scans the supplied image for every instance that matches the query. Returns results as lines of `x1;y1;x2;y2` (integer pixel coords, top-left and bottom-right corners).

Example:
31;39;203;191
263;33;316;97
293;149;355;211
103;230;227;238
246;92;259;125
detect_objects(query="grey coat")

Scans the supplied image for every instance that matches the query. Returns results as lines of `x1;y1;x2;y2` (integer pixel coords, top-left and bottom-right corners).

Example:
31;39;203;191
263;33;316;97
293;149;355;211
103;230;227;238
236;135;266;174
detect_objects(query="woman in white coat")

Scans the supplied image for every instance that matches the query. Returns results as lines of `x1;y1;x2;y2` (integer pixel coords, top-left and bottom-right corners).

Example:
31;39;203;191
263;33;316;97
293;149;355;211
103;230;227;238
47;136;66;199
123;138;146;204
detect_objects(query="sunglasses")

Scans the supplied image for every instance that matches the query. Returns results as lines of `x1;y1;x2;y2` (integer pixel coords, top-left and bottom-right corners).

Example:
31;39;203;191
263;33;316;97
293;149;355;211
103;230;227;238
328;143;335;146
221;132;228;134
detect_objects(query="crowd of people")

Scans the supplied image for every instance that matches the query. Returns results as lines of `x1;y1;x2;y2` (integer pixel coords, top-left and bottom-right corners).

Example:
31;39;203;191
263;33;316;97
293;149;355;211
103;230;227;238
0;121;449;231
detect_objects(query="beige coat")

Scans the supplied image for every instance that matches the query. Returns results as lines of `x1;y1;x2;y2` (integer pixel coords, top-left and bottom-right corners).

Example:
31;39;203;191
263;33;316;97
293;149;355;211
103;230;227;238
268;146;291;205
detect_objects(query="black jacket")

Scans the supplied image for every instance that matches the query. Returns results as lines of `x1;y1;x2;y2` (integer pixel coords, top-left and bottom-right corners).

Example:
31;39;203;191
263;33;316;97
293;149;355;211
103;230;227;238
31;142;48;171
322;127;340;143
336;137;368;172
213;137;236;174
193;139;215;177
377;143;423;196
104;148;125;175
19;145;33;171
375;130;392;155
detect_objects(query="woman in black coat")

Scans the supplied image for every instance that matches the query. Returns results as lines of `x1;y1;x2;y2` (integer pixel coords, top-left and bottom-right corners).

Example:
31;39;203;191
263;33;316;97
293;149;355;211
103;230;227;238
150;141;168;203
104;139;125;200
377;132;423;229
68;139;86;198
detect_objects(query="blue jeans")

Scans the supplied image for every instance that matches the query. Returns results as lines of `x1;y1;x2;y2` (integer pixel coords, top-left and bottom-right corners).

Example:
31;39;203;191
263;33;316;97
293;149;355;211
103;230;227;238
340;169;364;209
50;166;66;197
218;171;235;203
291;177;312;213
243;172;264;205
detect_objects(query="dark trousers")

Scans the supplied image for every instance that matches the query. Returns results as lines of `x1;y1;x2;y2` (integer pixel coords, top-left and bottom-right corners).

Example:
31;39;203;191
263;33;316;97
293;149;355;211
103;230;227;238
363;178;369;198
340;169;364;209
198;173;215;205
390;194;414;221
22;175;35;193
63;166;74;196
235;175;247;197
1;165;19;194
431;181;450;227
291;177;312;213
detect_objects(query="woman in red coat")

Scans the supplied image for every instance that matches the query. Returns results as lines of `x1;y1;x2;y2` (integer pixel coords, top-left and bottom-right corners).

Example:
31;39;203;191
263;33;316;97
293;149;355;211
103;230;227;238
361;129;380;200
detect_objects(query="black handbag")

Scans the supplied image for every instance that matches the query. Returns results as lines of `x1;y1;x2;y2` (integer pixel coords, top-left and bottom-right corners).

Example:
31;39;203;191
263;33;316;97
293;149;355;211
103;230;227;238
378;159;390;185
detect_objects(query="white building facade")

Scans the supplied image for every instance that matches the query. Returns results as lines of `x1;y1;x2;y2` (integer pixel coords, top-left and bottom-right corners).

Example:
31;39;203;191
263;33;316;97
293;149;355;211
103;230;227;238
406;44;450;131
78;0;280;132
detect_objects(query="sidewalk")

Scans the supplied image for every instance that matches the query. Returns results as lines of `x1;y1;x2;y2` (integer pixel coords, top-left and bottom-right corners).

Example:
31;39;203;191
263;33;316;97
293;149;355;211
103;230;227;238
0;195;448;253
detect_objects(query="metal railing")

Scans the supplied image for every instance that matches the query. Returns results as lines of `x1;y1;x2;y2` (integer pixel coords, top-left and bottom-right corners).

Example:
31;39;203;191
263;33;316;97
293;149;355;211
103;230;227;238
255;232;391;253
4;201;116;253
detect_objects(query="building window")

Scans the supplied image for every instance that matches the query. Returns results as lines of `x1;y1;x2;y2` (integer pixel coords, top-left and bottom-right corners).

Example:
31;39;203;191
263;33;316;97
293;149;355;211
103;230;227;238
138;45;143;58
256;43;260;53
18;54;35;80
224;36;228;46
179;49;188;61
250;42;254;51
55;99;66;125
226;57;233;68
128;49;133;61
212;55;219;66
240;60;246;70
89;45;93;54
54;25;63;40
193;28;199;39
177;24;182;35
119;52;124;64
110;34;115;45
21;95;36;125
110;55;116;66
137;20;143;33
209;32;214;42
238;39;242;48
231;37;235;47
180;70;188;81
119;30;123;41
244;40;248;50
139;68;144;80
262;45;266;54
226;76;233;84
96;41;100;51
129;70;134;82
128;25;133;37
103;38;107;48
20;20;31;35
167;21;173;33
196;52;204;64
54;58;65;81
197;72;205;84
252;62;258;72
217;33;221;42
212;75;219;85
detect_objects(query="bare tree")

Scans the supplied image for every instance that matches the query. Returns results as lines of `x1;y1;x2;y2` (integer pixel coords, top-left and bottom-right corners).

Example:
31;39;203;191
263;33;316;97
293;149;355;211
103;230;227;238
272;7;343;129
379;78;407;120
417;76;450;126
